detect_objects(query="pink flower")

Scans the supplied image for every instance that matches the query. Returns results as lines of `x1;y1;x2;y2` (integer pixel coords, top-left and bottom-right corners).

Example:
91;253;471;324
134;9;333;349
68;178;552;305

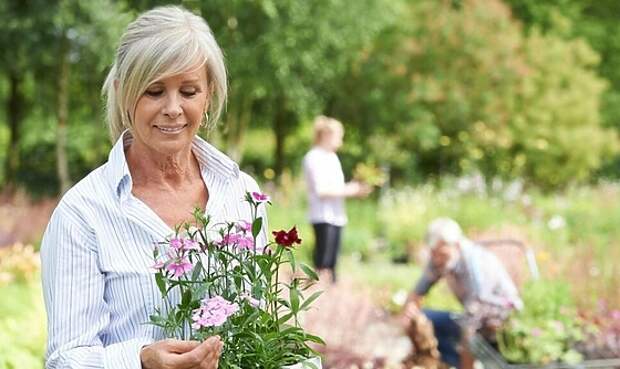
531;328;542;337
170;237;184;250
182;239;200;251
192;296;239;329
251;191;270;203
611;310;620;320
166;258;192;278
235;220;252;234
151;260;165;271
218;233;255;251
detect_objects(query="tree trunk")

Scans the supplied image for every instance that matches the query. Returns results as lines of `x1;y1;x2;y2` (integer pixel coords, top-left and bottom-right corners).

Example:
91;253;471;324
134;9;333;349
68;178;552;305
225;95;252;163
56;32;71;195
5;71;24;192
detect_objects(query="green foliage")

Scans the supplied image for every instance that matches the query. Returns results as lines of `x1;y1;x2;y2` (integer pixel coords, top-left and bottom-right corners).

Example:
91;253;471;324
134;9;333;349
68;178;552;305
505;0;620;178
332;0;617;189
514;31;617;188
498;280;585;364
194;0;398;169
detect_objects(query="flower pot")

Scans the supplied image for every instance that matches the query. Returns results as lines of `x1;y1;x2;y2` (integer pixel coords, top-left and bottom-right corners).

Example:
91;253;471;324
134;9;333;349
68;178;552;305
282;356;322;369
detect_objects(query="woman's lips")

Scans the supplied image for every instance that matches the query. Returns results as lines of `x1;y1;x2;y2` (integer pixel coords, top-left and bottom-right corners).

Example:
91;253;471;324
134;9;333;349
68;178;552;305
154;124;188;134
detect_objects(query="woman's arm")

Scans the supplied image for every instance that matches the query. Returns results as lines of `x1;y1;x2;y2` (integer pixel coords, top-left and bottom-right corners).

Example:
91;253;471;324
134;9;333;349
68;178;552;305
41;203;153;369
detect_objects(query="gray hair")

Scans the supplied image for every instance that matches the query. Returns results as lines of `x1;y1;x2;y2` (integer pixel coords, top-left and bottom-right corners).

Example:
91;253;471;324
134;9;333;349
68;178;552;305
425;217;463;248
102;5;227;142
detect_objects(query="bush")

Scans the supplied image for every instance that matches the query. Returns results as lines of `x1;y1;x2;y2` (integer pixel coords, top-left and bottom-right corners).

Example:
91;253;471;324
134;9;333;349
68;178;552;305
498;280;585;364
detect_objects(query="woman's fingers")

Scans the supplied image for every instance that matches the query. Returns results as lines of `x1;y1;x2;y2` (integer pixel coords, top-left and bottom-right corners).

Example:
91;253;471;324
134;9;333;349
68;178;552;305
170;336;221;369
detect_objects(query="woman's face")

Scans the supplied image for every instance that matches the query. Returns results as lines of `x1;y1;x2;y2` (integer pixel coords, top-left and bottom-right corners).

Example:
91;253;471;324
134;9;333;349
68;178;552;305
131;66;209;156
321;128;344;152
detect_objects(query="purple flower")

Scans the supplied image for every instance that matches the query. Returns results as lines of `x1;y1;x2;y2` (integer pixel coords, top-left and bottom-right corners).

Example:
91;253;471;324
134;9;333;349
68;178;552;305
166;257;192;278
192;296;239;329
251;191;270;203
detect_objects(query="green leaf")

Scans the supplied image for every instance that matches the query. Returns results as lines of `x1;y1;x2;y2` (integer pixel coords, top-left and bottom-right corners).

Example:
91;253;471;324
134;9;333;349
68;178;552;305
155;272;166;296
181;289;192;307
290;286;300;313
288;249;296;272
277;312;294;325
303;333;326;345
192;260;202;281
252;217;263;238
299;263;318;281
300;291;322;311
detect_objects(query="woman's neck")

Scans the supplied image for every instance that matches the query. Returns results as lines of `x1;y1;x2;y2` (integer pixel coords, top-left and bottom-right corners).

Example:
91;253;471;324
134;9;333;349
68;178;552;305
125;140;201;189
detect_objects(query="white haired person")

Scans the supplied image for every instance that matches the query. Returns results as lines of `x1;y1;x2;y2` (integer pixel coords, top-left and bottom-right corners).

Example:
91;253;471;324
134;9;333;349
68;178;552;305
302;116;371;283
403;218;523;369
40;6;267;369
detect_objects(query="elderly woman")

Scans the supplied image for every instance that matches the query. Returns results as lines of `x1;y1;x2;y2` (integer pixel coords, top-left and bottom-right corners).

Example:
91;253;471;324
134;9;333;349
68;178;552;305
40;6;264;369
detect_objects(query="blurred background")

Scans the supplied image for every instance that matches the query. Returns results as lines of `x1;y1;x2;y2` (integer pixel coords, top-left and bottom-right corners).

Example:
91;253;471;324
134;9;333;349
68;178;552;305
1;0;620;368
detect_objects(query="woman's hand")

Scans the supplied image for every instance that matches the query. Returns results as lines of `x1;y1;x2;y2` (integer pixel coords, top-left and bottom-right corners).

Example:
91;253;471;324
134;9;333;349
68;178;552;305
140;336;223;369
344;181;373;198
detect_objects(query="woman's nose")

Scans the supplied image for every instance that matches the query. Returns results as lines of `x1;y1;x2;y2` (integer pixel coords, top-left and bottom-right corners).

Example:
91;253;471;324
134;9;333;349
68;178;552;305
162;93;183;119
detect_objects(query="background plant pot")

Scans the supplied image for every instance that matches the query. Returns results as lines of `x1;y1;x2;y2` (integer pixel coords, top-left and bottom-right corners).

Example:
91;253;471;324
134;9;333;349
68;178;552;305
282;356;322;369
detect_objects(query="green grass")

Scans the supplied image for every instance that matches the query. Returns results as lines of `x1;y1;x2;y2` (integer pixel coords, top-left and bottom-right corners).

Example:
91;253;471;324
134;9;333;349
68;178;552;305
267;179;620;308
0;281;46;369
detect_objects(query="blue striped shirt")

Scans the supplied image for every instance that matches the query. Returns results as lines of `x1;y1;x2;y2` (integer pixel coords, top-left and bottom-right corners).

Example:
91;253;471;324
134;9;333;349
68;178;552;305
40;131;266;369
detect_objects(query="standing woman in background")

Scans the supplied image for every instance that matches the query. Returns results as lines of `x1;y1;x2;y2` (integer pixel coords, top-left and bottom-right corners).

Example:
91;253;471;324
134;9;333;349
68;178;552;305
302;116;371;283
40;6;266;369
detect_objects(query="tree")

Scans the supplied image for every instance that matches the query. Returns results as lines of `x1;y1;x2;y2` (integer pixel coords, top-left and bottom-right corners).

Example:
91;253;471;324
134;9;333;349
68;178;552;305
0;0;55;191
504;0;620;177
49;0;130;194
195;0;397;177
328;0;617;189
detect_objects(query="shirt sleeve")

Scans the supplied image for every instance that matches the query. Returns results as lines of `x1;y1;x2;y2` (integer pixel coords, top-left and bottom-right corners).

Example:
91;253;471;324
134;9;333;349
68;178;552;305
413;263;441;296
41;202;152;369
474;250;523;310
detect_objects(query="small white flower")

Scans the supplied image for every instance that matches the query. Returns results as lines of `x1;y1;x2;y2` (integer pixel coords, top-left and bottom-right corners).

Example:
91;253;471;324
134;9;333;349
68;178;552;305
547;215;566;230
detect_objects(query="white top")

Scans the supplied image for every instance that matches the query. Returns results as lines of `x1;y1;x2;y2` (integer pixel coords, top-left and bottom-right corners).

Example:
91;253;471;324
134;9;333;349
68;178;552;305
40;131;266;369
302;146;347;226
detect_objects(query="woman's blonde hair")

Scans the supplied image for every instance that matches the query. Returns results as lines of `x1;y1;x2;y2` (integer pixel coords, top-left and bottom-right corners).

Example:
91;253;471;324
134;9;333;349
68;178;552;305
102;5;227;142
312;115;344;145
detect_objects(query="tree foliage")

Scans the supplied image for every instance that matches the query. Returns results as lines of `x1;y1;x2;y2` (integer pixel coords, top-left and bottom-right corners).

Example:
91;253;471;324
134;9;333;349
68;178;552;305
331;0;617;189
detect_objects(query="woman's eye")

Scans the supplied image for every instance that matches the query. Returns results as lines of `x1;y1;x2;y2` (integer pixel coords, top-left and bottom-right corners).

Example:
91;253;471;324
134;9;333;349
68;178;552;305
181;90;197;97
145;90;163;97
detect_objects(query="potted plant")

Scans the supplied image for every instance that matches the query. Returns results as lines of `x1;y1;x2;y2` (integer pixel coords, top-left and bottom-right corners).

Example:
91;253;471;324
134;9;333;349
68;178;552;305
150;192;323;369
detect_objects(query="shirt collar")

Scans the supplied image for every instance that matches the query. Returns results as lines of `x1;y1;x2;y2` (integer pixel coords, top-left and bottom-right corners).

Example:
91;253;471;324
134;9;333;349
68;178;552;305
106;130;240;202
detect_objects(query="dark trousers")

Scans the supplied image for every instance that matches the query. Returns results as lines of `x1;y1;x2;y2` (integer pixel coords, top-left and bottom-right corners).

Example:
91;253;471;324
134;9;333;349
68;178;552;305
423;309;462;369
312;223;342;281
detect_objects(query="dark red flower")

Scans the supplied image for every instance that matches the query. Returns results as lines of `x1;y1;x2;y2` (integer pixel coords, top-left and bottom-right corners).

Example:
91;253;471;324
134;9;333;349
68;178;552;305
272;226;302;247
